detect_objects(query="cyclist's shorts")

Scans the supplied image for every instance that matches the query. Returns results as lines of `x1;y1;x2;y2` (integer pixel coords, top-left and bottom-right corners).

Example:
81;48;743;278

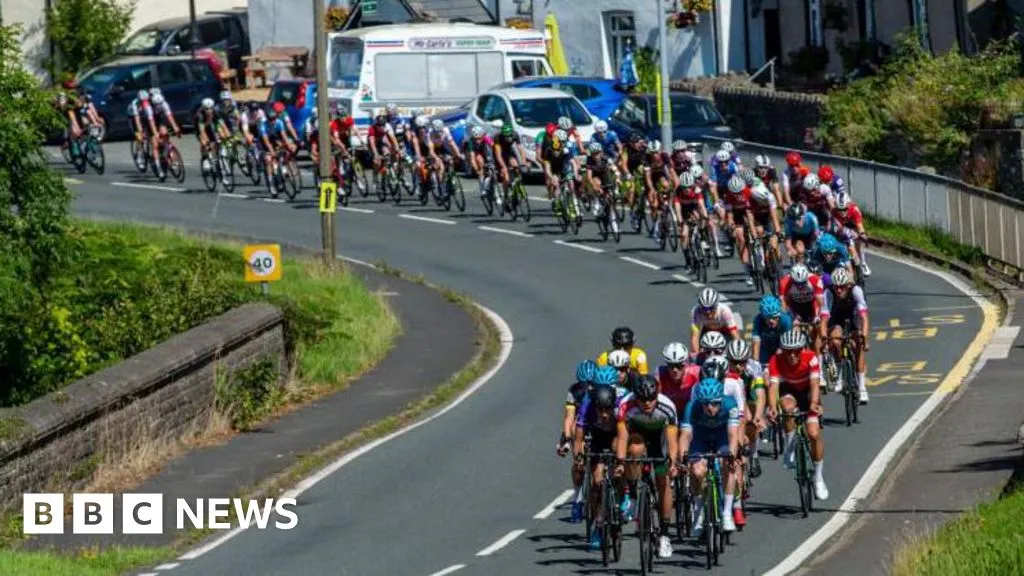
828;311;858;331
678;201;701;220
753;210;774;232
731;206;749;224
629;429;667;473
689;428;729;458
778;382;816;421
789;302;816;324
588;427;616;456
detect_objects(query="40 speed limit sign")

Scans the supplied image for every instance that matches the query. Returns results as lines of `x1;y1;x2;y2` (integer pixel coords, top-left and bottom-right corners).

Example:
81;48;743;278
243;244;282;283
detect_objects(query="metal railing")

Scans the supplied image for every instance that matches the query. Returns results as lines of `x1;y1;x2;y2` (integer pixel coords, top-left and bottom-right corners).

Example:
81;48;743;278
746;57;776;90
701;136;1024;275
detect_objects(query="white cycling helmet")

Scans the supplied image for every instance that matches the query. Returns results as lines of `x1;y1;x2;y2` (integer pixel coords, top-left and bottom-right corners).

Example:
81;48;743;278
754;154;771;168
385;102;398;114
679;171;696;188
690;164;704;178
698;287;719;309
720;141;736;153
703;354;729;376
553;128;568;141
594;120;608;133
740;168;757;186
803;173;820;190
608;349;631;369
790;263;810;284
662;342;689;364
137;89;150;101
431;119;444;131
751;183;772;203
557;116;572;130
780;328;807;350
832;267;853;286
714;149;731;163
150;88;162;97
726;339;751;362
415;115;428;128
648;140;662;153
727;175;746;194
151;93;165;105
470;125;484;138
672;139;687;151
219;90;232;101
588;141;603;154
835;194;852;210
700;331;728;352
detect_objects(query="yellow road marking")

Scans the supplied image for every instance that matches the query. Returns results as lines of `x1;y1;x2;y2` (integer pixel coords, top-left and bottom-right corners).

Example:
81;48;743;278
936;301;999;393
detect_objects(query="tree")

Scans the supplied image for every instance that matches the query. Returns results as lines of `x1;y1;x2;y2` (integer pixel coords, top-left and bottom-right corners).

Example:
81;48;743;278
45;0;136;80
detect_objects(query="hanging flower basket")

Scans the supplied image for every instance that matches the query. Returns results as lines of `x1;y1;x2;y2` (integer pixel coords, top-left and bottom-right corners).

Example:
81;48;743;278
669;0;712;29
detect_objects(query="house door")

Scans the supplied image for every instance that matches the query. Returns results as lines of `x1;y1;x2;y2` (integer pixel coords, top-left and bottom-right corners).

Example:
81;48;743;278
763;9;782;63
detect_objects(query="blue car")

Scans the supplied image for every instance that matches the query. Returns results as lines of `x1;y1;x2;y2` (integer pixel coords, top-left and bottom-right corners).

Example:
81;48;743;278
491;76;628;122
607;92;737;144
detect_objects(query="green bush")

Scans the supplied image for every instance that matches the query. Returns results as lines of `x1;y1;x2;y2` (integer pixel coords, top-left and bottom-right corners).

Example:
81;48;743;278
215;357;283;431
45;0;136;80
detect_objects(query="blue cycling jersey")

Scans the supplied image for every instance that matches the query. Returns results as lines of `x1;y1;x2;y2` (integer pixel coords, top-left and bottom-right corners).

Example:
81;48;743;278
785;212;820;238
680;395;741;431
591;132;621;157
751;311;795;364
258;117;286;138
712;161;738;187
808;235;851;275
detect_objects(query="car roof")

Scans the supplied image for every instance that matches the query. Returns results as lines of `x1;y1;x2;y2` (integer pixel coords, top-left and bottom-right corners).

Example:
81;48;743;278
98;55;201;68
489;87;580;100
628;92;715;104
137;13;226;31
514;76;619;86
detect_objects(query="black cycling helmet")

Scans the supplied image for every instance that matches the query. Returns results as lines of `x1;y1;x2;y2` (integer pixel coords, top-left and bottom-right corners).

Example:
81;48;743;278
611;327;635;349
592;385;617;411
700;357;727;381
629;132;645;144
787;202;806;221
633;375;659;402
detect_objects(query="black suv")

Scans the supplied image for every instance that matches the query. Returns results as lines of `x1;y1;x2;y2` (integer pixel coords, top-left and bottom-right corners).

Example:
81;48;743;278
117;9;250;73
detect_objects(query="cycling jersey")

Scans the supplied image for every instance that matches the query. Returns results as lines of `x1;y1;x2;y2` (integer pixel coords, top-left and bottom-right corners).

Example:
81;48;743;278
466;135;495;155
726;359;765;403
808;234;852;277
690;303;740;337
832;204;864;230
785;212;820;240
575;396;620;435
751;311;795;364
712;161;738;188
722;185;751;213
142;100;173;124
586;153;612;177
258;117;287;142
768;350;821;393
617;393;678;433
781;165;809;195
597;347;649;375
825;285;868;326
591;131;621;158
126;98;146;118
755;166;779;188
676;184;703;206
494;133;521;159
657;365;695;414
749;184;777;214
826;176;847;198
565;381;591;408
195;109;223;140
680;396;741;432
780;274;827;319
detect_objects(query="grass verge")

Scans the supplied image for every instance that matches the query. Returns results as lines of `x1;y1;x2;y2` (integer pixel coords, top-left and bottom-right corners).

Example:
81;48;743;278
0;546;175;576
892;484;1024;575
864;214;985;268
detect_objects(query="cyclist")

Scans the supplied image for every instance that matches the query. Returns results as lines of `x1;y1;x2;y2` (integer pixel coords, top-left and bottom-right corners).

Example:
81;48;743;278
825;268;870;403
768;329;829;501
622;134;651;222
258;104;295;181
614;375;678;559
718;174;756;286
647;141;677;240
368;111;400;178
709;149;738;207
818;165;847;202
195;97;227;173
218;91;241;135
494;121;526;202
557;115;587;164
779;263;828;353
607;349;643;396
657;342;693;415
76;91;104;132
726;339;766;494
270;101;300;144
144;91;181;178
597;327;649;375
781;151;809;205
784;202;821;263
541;128;577;215
126;89;150;146
679;378;742;533
559;360;598;523
749;179;783;267
304;107;321;164
584;141;617;216
242;101;264;148
690;287;741;355
751;295;795;369
808;231;854;284
753;154;784;206
426;118;463;190
802;174;834;229
572;380;621;550
676;170;711;269
831;195;872;277
720;141;742;167
591;120;626;178
328;107;358;191
56;92;83;156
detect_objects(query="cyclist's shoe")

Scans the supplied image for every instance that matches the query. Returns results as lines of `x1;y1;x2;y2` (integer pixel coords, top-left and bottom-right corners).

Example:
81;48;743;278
859;386;870;405
715;247;725;258
692;500;705;537
570;501;584;524
658;535;673;558
620;494;634;523
750;457;762;478
202;158;212;172
746;276;754;286
783;445;796;470
733;506;747;529
863;263;872;277
814;477;830;500
722;512;737;532
589;527;602;551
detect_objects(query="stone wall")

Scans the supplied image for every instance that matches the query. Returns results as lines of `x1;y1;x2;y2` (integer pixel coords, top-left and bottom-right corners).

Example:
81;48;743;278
0;303;286;512
710;86;826;151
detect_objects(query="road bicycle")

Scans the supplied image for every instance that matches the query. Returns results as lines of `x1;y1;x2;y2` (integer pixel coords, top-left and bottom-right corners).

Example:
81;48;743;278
688;452;732;569
582;452;622;567
503;164;531;222
672;467;692;541
620;457;664;576
556;167;583;235
153;133;185;183
130;134;150;173
655;187;680;252
70;123;105;175
375;152;402;204
200;140;235;193
480;160;504;217
426;155;466;213
777;410;816;517
833;324;864;426
266;146;301;200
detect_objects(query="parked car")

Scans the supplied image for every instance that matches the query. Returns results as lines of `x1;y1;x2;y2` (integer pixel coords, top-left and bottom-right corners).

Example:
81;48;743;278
117;9;250;74
607;92;737;144
436;88;596;167
490;76;629;123
76;55;223;140
267;79;318;141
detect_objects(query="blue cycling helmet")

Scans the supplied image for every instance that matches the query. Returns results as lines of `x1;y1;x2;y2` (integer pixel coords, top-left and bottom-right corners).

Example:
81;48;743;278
694;378;725;404
576;359;598;384
759;295;783;318
819;233;840;254
594;365;618;387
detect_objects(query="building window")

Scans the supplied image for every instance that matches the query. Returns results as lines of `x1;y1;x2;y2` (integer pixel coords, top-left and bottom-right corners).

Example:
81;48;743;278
603;11;636;76
909;0;931;51
807;0;823;47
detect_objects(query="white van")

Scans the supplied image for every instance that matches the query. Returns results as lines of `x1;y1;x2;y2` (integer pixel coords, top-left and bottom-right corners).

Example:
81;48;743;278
326;23;553;134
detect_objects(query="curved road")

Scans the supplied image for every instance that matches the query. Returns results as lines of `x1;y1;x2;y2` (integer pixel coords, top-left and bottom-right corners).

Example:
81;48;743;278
59;141;986;575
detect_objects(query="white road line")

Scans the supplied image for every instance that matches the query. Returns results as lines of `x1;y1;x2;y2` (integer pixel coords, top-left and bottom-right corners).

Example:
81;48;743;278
112;181;185;192
910;304;981;312
399;213;457;225
64;177;84;185
263;198;286;203
476;529;527;556
981;326;1020;360
766;249;998;576
137;573;158;576
691;281;705;288
478;225;534;238
671;273;692;283
177;304;514;561
553;240;604;253
153;563;180;570
217;193;250;199
619;256;661;271
529;195;550;203
533;489;575;519
340;206;375;214
427;564;467;576
338;255;375;268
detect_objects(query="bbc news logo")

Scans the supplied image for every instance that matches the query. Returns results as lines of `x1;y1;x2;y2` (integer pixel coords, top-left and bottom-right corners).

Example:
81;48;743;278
23;493;298;534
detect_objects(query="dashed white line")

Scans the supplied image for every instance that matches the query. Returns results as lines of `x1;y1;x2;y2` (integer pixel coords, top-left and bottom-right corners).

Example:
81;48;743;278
112;181;185;192
427;564;467;576
263;198;286;204
619;256;661;271
137;573;158;576
553;240;603;253
691;281;706;287
476;529;527;556
672;273;692;283
153;563;181;570
533;489;574;519
339;206;375;214
529;195;550;203
217;192;250;199
478;225;534;238
399;213;457;225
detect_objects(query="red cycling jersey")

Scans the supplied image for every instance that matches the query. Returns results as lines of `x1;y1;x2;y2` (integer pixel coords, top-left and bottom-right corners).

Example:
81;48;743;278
676;184;702;205
657;365;694;414
723;186;751;210
832;204;864;229
779;274;827;319
768;350;821;393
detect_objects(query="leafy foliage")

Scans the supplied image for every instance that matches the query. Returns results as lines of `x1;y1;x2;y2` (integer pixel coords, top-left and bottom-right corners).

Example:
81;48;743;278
44;0;136;80
215;358;283;431
633;46;659;94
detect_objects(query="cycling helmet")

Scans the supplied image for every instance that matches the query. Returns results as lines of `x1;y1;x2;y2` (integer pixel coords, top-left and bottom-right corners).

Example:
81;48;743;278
272;101;285;114
553;129;568;142
576;360;598;384
201;97;215;110
470;125;484;138
137;89;150;101
662;342;689;364
150;87;162;97
594;120;608;133
820;233;841;254
678;171;696;188
727;175;746;194
720;141;736;154
785;151;801;167
700;354;728;379
151;94;165;105
740;168;756;186
648;140;662;153
385;102;398;115
672;139;687;151
835;194;852;210
700;331;728;353
726;340;751;362
557;116;572;130
588;141;603;154
802;173;820;190
754;154;771;168
832;267;853;287
694;378;725;403
751;183;772;203
501;123;514;136
629;132;645;144
414;115;428;128
592;384;618;410
780;328;807;350
698;287;719;309
790;263;810;284
595;365;618;386
633;375;659;401
431;118;444;131
818;165;835;183
786;202;806;221
611;327;635;348
714;149;731;163
608;349;631;369
690;164;705;179
758;295;783;318
219;90;232;101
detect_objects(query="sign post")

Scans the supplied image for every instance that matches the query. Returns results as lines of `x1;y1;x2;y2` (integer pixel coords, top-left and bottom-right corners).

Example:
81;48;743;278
314;0;337;266
319;181;338;214
244;244;283;296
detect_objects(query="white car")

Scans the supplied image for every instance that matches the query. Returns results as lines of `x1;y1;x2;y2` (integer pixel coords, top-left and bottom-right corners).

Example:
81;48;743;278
459;87;596;168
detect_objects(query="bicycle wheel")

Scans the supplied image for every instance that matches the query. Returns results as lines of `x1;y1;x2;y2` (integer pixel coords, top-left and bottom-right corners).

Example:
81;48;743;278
796;435;811;518
167;146;185;183
131;140;148;172
637;483;651;576
375;169;389;202
219;154;235;193
284;160;301;200
570;195;581;235
597;208;609;241
201;156;218;192
354;160;370;198
248;149;263;185
702;484;715;569
451;175;466;212
481;178;495;216
843;355;858;424
668;213;680;252
609;202;621;243
86;138;105;175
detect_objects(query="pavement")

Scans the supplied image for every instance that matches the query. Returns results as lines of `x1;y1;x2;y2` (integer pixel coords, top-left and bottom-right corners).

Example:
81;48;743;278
802;291;1024;575
55;138;995;575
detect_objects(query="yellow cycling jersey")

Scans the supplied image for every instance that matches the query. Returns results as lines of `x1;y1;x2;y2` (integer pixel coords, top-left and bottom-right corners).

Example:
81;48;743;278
596;347;649;375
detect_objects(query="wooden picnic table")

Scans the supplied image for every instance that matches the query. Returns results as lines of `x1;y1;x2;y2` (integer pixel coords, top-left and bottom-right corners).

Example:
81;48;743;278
244;46;311;88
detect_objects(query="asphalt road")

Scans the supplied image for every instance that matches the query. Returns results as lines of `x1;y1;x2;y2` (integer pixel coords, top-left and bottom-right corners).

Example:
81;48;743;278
58;140;985;576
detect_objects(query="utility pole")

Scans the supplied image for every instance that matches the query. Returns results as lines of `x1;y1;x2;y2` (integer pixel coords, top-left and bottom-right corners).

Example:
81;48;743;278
657;0;672;151
188;0;197;59
314;0;336;265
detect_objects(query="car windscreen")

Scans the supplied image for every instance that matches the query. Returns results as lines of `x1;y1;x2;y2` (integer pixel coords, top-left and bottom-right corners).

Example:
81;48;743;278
78;67;120;92
119;28;167;54
510;97;591;128
268;83;301;106
329;38;362;89
670;98;725;127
